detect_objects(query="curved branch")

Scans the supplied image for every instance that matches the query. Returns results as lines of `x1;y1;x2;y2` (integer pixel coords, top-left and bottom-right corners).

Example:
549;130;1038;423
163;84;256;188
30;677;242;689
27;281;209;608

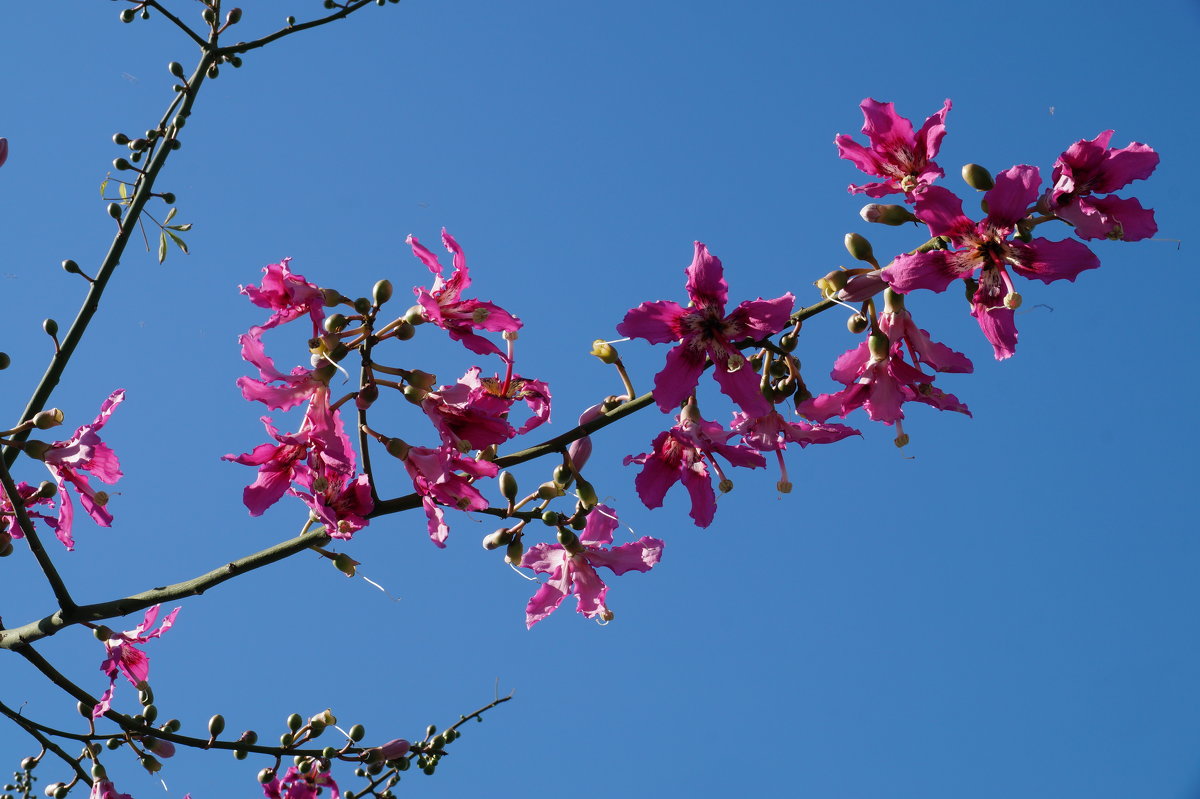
216;1;380;57
0;699;92;787
0;448;75;611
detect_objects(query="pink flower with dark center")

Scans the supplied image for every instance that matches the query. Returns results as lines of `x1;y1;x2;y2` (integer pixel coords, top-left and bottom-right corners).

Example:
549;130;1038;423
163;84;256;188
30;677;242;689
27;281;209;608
93;604;180;718
624;405;765;528
460;367;552;436
617;242;794;416
241;258;326;336
731;409;859;492
421;373;516;451
797;331;970;436
1045;130;1159;241
262;763;341;799
835;98;952;197
408;229;522;359
293;465;373;540
236;327;337;411
223;417;315;516
401;445;498;547
882;166;1100;359
521;504;663;628
28;390;124;550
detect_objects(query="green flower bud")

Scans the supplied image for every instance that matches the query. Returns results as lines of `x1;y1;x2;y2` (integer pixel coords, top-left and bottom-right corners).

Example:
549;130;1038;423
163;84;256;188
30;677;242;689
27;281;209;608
541;510;560;526
324;313;348;333
590;339;619;364
163;718;181;732
868;332;891;361
557;528;583;553
778;332;798;352
393;320;415;340
844;232;878;266
208;714;225;737
226;8;243;25
286;713;303;732
860;203;920;226
168;62;185;78
32;409;64;429
498;470;518;501
258;768;275;784
847;314;869;334
552;464;573;487
575;477;599;509
372;279;393;306
107;202;123;219
20;756;37;771
537;481;565;500
505;538;524;566
119;9;135;22
482;529;513;550
42;319;58;337
404;304;427;325
140;755;162;773
44;783;65;799
280;732;293;747
961;163;994;191
0;352;9;370
353;297;372;315
349;724;366;742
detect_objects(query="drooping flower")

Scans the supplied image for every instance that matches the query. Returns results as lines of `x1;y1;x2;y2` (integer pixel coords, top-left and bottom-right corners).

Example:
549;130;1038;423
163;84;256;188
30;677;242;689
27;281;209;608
90;779;134;799
93;604;180;718
25;390;124;550
236;327;338;411
797;330;970;431
835;98;952;197
521;504;663;628
731;409;859;492
876;290;973;374
1044;130;1159;241
241;258;327;336
624;404;765;528
420;374;517;452
262;763;341;799
408;229;522;359
401;444;498;547
881;166;1100;359
459;367;552;436
617;242;794;416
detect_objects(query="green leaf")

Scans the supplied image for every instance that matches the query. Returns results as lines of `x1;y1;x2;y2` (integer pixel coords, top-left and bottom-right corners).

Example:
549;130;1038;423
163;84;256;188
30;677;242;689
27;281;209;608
119;182;128;201
166;223;192;232
164;207;177;224
99;175;110;197
158;230;168;264
166;230;189;255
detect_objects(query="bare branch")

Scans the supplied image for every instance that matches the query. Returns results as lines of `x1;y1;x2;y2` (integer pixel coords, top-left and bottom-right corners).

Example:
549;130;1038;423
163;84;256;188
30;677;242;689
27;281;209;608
0;451;76;611
216;1;381;57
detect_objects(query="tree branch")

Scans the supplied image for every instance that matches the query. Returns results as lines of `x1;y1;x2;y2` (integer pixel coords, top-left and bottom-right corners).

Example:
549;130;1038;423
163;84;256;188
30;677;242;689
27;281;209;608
0;699;92;787
0;451;76;611
215;1;380;57
144;0;209;49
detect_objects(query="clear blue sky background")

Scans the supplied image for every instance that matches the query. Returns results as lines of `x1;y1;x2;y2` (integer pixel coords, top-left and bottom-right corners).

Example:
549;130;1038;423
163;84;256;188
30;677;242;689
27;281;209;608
1;1;1198;797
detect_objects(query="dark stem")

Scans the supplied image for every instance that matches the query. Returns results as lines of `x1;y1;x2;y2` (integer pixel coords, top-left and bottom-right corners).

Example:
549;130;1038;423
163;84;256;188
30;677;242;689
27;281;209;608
0;451;75;612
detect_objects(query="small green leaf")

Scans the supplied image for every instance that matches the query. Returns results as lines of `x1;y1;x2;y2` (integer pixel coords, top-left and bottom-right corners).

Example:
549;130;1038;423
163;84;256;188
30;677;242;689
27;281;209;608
164;207;177;224
99;175;110;197
167;223;192;232
166;230;189;255
158;230;168;264
119;182;128;201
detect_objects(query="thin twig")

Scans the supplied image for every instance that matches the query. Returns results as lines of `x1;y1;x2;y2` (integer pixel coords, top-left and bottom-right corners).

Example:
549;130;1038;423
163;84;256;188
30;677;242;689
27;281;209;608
0;452;75;611
144;0;209;49
0;699;92;787
215;1;379;57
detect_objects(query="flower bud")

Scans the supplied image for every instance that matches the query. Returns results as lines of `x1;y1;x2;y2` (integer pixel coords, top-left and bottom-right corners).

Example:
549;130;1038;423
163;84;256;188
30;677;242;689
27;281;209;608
140;755;162;773
258;769;275;784
107;202;123;219
61;259;80;275
717;478;733;494
541;510;560;526
36;480;55;498
0;352;9;370
119;8;135;22
567;436;593;473
356;382;379;409
31;408;64;430
846;314;869;334
537;481;565;500
372;279;393;306
482;529;513;550
557;528;583;553
44;783;65;798
226;8;243;25
348;724;366;742
859;203;919;226
368;739;411;761
393;320;416;340
208;714;225;737
552;464;573;487
575;477;599;509
590;339;619;364
286;713;303;732
844;233;878;266
404;304;427;325
498;470;519;502
385;438;411;460
961;163;994;191
321;288;344;307
815;269;848;297
145;737;175;758
868;332;891;362
333;552;359;577
505;537;524;566
42;319;58;337
324;313;348;333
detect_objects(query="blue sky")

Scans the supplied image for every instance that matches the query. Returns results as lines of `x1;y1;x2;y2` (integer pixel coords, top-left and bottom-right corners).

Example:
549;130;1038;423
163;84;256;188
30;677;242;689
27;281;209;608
1;1;1198;797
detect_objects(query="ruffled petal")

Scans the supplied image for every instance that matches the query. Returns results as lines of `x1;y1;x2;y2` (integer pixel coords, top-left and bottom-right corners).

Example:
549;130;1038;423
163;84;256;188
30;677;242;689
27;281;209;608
684;242;729;310
616;300;686;344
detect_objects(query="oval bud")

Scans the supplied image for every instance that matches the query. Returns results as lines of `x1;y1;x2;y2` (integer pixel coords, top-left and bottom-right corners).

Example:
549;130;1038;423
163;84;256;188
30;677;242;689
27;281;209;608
372;279;393;306
552;464;573;487
404;304;427;325
575;477;599;509
961;163;994;191
61;259;80;274
32;409;64;430
482;529;513;550
541;510;560;526
868;332;891;361
0;352;9;370
505;538;524;566
324;313;348;333
119;8;135;22
20;756;37;771
844;232;877;265
537;481;565;500
353;297;372;315
226;8;243;24
498;470;518;502
847;314;869;334
567;435;592;473
556;528;582;553
860;203;920;226
778;332;798;352
208;714;225;737
286;713;303;732
258;768;275;784
349;724;366;742
590;339;618;364
168;62;185;78
393;320;415;340
44;783;64;798
42;319;58;337
107;202;123;219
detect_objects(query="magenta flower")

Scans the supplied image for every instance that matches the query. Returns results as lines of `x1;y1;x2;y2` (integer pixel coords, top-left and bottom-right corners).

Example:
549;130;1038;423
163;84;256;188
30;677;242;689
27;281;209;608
29;390;124;551
236;327;336;411
90;780;134;799
624;405;765;528
731;409;859;491
263;763;341;799
0;480;58;543
521;504;663;628
882;166;1100;359
1045;130;1159;241
617;242;794;416
835;98;952;197
421;373;517;451
459;367;552;436
93;604;180;718
408;229;522;359
877;301;973;374
401;444;498;547
293;470;373;540
798;332;970;430
241;258;326;336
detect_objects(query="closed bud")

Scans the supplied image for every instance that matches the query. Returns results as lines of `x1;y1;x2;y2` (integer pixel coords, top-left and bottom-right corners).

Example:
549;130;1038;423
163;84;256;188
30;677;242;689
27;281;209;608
393;320;415;340
208;714;226;737
372;279;393;306
333;552;358;577
353;297;372;315
20;756;37;771
258;769;275;784
567;436;592;473
575;477;599;509
107;202;123;219
349;724;366;742
552;464;573;487
324;313;348;333
42;319;58;337
557;528;583;553
847;314;869;334
163;718;181;732
404;304;427;325
356;382;378;409
0;352;9;370
385;438;411;460
119;8;135;22
280;732;294;747
505;537;524;565
844;233;878;266
541;510;560;526
226;8;243;25
537;481;565;500
77;700;93;717
868;332;891;361
44;783;65;798
286;713;303;732
321;288;344;307
202;7;216;24
482;529;513;550
961;163;994;191
168;62;185;78
32;409;64;429
140;755;162;773
498;470;518;501
62;259;80;274
161;191;176;203
778;332;798;352
590;339;618;364
860;203;919;226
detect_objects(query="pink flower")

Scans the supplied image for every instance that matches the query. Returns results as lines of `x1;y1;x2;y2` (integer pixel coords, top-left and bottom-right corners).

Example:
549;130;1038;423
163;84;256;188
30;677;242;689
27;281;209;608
521;504;663;628
90;780;134;799
797;331;970;428
236;327;336;411
731;409;859;491
93;604;180;718
876;299;973;375
28;390;124;550
293;470;373;540
408;229;522;359
624;405;765;528
262;764;341;799
0;481;58;542
401;445;498;547
1045;130;1159;241
421;374;517;451
835;98;952;197
617;242;794;416
459;367;552;436
241;258;326;336
882;166;1100;359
